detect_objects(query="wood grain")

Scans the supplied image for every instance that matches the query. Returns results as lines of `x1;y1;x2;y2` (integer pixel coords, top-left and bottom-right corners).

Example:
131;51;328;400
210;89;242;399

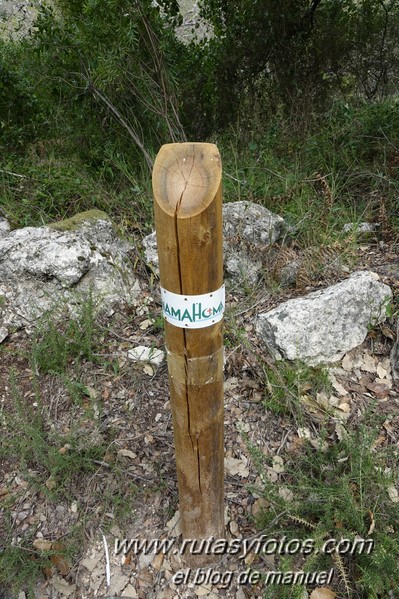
153;143;225;542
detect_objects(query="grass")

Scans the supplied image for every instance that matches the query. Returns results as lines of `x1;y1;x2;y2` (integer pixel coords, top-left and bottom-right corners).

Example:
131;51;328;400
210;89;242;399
261;359;332;419
222;295;399;598
0;151;153;234
1;48;399;597
0;542;53;598
257;424;399;598
0;397;138;597
0;296;140;597
31;291;98;375
2;99;398;251
218;99;399;247
1;371;102;595
242;357;399;599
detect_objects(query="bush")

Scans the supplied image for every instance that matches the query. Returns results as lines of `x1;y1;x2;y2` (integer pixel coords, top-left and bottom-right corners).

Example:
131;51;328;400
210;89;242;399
181;0;399;135
0;41;46;150
27;0;186;168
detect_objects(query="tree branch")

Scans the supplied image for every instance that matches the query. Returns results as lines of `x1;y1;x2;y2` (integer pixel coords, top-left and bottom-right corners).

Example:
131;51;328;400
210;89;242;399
302;0;323;29
86;78;154;171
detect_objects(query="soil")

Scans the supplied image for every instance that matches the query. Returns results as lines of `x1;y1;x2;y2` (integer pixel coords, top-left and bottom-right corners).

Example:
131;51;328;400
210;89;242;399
1;239;399;599
1;2;398;597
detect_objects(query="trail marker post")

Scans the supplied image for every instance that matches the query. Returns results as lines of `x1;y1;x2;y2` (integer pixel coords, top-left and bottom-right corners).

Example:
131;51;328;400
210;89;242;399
153;143;225;544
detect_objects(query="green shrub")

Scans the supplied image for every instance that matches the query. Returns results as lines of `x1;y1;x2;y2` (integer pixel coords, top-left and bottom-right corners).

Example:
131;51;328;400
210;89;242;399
182;0;399;135
251;421;399;597
31;292;98;375
0;41;46;149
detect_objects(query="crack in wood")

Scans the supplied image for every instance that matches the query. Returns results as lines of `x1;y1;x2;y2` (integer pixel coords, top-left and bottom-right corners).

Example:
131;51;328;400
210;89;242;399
173;153;200;479
153;142;223;541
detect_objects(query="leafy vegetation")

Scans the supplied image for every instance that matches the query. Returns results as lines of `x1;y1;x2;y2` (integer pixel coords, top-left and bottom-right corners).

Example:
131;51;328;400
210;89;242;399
251;417;399;598
238;355;399;599
186;0;399;133
1;0;398;240
31;291;98;374
0;298;139;597
1;1;399;596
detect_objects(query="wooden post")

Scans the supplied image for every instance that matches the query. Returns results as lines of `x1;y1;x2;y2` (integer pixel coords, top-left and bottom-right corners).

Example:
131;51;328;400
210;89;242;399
153;143;225;543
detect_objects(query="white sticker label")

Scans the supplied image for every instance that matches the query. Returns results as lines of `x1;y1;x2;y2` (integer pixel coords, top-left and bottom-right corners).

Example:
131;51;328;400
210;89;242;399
161;285;225;329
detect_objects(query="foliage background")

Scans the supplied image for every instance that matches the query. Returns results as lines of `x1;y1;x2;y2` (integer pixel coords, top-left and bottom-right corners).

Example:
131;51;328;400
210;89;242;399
1;0;398;236
1;2;399;598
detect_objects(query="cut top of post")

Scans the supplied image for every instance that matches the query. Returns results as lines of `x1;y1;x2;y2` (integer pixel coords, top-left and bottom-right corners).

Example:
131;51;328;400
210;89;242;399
152;143;222;219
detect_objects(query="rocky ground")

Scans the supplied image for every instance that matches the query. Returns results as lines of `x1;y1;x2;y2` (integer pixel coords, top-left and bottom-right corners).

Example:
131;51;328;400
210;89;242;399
0;0;207;42
1;229;399;599
0;5;398;598
0;0;39;39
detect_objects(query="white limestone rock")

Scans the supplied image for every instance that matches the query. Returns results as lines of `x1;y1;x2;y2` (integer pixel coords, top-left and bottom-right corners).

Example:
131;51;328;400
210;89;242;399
142;231;158;271
0;226;92;286
222;200;286;246
142;200;287;286
343;222;380;234
256;271;392;365
0;210;140;339
0;217;11;237
127;345;165;366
